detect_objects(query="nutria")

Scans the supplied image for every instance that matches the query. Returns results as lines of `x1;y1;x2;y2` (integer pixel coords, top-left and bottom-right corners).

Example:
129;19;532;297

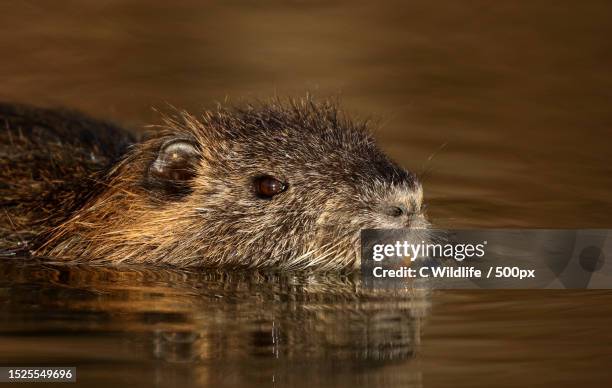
0;99;427;271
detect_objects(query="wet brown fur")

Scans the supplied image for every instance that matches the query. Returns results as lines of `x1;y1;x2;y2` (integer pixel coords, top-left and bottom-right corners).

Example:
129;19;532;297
1;99;426;271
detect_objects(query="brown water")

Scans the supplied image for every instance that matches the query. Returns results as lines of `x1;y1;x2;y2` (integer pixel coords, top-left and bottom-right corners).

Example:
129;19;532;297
1;1;611;387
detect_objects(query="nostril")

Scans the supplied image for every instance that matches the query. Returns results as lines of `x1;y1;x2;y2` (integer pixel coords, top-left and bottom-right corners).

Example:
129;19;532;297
383;205;406;218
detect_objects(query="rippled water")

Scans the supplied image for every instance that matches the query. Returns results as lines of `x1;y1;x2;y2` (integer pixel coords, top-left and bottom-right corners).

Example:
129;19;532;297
1;1;611;386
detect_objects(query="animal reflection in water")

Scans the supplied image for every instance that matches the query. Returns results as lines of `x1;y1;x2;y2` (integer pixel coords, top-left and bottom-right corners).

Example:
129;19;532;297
3;261;428;383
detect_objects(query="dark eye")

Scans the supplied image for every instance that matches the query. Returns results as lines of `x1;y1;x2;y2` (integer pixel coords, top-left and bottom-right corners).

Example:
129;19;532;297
254;175;287;199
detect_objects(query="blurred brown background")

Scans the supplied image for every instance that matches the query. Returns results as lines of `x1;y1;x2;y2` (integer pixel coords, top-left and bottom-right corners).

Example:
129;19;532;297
1;0;611;227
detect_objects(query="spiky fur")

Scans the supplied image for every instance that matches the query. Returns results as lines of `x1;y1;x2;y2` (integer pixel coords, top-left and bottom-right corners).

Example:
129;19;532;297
1;99;427;271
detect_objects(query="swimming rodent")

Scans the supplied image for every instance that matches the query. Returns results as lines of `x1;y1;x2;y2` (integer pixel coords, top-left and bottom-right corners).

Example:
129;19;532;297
0;99;427;271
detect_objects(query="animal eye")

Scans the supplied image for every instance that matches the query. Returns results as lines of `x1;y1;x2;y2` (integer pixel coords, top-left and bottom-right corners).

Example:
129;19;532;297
254;175;287;199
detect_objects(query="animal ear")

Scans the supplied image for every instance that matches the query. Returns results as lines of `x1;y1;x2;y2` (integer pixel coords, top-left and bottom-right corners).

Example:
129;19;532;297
146;139;200;196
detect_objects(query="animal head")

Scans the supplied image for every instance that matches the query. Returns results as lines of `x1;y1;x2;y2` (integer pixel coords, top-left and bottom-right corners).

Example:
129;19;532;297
40;99;427;270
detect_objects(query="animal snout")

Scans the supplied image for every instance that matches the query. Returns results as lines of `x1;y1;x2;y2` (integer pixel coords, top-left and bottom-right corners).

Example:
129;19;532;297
377;193;427;228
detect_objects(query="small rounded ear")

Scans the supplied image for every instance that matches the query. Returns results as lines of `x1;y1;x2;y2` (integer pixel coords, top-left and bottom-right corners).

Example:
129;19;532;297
146;139;200;197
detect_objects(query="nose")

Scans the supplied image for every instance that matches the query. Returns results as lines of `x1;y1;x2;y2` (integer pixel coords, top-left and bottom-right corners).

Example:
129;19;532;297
381;203;409;218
